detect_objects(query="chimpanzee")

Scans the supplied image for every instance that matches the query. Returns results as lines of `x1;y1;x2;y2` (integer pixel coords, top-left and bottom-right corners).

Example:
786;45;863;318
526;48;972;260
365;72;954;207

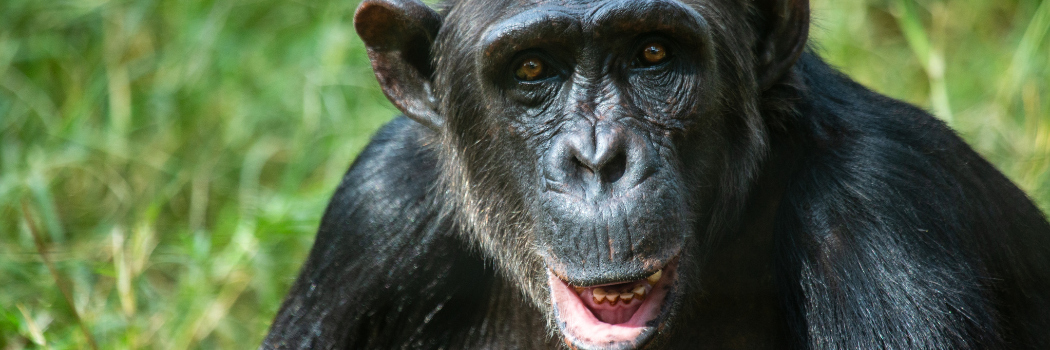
261;0;1050;348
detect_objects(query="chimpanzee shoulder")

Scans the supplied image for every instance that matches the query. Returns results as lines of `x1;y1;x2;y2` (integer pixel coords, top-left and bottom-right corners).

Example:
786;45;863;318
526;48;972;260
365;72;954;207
771;54;1050;349
261;117;555;349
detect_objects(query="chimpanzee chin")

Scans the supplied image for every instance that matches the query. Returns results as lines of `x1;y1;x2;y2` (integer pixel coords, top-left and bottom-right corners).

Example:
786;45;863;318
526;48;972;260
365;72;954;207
261;0;1050;349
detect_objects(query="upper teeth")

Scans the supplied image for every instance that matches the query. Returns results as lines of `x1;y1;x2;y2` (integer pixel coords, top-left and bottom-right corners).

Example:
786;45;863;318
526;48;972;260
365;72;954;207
646;270;662;284
581;269;662;305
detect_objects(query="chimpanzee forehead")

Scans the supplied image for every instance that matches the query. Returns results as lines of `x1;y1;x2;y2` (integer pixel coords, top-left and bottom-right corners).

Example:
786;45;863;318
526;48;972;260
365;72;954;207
450;0;708;31
450;0;710;59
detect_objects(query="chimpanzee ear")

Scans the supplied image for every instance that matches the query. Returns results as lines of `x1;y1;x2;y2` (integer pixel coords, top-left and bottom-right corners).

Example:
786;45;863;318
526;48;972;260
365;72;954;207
753;0;810;91
354;0;443;130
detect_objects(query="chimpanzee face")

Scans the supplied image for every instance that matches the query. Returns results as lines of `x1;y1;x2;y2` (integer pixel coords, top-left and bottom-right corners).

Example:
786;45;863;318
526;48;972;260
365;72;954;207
432;1;749;347
356;0;802;347
473;0;719;274
462;1;723;271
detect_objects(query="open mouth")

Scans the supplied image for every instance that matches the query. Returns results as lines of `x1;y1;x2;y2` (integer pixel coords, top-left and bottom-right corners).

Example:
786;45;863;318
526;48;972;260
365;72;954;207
548;261;677;350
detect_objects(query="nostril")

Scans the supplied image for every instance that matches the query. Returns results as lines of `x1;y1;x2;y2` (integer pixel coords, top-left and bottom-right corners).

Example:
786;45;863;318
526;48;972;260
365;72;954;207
570;156;592;179
601;153;628;184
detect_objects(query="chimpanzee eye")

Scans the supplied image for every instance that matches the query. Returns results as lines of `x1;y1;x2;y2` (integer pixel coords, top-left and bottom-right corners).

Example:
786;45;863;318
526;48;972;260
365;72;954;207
634;42;670;67
515;57;548;81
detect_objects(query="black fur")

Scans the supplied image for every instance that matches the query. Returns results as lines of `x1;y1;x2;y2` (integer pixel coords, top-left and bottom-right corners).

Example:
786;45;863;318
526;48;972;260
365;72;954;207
260;118;557;349
773;55;1050;349
262;1;1050;348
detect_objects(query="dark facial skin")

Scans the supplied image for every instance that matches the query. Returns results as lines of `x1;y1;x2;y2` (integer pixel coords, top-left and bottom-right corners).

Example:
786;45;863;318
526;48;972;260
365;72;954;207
477;0;719;283
431;0;781;292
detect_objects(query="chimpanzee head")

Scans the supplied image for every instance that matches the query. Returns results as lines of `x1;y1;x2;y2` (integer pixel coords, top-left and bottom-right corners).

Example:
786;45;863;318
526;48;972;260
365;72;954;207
354;0;808;348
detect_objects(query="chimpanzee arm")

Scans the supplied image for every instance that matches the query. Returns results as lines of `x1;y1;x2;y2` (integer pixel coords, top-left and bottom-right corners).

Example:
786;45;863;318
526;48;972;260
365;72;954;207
260;117;492;349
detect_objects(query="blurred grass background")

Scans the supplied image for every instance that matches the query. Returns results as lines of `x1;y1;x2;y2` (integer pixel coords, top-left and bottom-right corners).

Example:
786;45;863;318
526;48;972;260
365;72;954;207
0;0;1046;348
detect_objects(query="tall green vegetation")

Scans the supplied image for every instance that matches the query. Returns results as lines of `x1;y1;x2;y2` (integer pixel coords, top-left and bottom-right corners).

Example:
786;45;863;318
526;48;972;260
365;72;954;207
1;0;1047;348
813;0;1050;208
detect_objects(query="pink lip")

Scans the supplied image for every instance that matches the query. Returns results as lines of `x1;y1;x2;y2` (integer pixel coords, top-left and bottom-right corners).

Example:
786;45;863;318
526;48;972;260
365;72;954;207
547;263;676;350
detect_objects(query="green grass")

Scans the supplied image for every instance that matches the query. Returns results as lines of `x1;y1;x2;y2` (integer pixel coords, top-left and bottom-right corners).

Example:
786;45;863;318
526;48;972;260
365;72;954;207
0;0;1047;349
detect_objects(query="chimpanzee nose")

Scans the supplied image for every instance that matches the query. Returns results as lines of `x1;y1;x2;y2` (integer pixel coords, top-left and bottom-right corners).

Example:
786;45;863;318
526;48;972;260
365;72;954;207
548;123;651;197
569;129;628;184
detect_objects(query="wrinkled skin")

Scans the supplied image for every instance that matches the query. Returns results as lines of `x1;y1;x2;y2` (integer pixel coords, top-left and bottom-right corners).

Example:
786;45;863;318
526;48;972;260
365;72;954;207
447;0;722;287
261;0;1050;349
